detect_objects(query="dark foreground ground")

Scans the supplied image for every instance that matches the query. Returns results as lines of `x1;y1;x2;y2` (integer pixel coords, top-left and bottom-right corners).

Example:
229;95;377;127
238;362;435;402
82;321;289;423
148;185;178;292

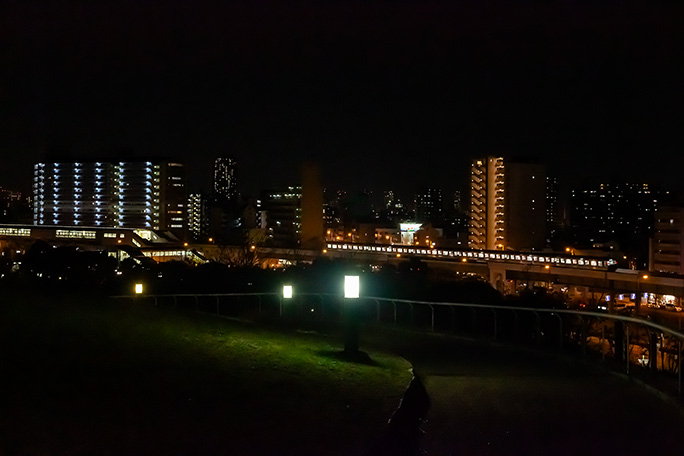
3;290;684;455
363;327;684;456
0;291;412;456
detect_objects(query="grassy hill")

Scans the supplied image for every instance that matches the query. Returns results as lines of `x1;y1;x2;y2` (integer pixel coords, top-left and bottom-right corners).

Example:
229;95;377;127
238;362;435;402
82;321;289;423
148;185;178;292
0;290;412;455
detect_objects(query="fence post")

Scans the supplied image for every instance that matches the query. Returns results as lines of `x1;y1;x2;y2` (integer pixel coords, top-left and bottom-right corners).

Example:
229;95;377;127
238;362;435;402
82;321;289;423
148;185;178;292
554;313;563;351
451;306;456;332
429;305;434;332
393;301;397;325
376;299;381;322
472;308;477;335
614;320;624;362
580;316;587;357
216;295;220;316
626;325;630;374
513;310;519;342
601;322;606;361
194;295;198;312
491;309;497;341
679;340;682;396
650;330;658;375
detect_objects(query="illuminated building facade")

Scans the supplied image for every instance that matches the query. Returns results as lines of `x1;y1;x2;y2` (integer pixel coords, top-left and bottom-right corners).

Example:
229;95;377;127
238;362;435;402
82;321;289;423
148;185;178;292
453;190;462;213
213;157;238;204
651;205;684;275
187;192;210;241
380;189;409;222
415;188;443;223
469;157;546;251
262;187;302;247
570;183;662;251
469;157;505;250
545;176;561;242
33;160;186;235
0;187;23;222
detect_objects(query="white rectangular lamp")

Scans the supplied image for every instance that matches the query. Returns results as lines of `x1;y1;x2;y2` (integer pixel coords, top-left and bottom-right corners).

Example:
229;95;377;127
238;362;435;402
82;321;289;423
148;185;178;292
344;275;359;299
283;285;293;299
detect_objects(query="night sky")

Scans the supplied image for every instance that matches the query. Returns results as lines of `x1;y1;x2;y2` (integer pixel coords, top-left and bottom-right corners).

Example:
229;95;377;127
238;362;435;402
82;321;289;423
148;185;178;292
2;1;683;200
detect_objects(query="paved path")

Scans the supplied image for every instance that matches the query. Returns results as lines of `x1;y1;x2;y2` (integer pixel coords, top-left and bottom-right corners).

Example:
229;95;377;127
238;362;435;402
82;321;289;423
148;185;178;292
364;328;684;456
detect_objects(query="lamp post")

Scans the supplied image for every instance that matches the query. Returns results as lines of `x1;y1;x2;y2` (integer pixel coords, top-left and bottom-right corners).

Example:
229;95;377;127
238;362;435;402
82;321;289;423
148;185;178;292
281;284;293;317
544;264;551;289
344;275;360;354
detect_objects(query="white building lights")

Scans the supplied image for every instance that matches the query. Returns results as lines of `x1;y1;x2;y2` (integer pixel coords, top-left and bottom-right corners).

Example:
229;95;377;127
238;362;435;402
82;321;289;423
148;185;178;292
32;160;186;233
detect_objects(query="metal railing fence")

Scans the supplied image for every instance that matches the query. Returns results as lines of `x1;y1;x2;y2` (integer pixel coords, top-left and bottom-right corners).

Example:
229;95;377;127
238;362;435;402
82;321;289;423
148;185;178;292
113;292;684;396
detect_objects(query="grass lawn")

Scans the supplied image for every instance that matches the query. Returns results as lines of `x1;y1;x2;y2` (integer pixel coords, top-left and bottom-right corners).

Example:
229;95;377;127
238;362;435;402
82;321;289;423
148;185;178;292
0;290;412;455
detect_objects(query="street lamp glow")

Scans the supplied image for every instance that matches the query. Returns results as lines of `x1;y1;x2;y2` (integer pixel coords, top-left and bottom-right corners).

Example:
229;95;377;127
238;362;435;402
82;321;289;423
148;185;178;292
344;275;360;299
134;283;144;294
283;285;293;299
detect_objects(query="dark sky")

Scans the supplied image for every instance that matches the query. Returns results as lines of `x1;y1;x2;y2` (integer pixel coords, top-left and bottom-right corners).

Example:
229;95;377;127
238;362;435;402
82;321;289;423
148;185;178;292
1;1;683;201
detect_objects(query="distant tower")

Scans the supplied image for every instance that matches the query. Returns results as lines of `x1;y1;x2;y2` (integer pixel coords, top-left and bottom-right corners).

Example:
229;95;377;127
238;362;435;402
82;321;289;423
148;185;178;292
546;176;561;242
187;192;210;241
469;157;546;251
453;190;462;213
213;157;238;204
415;188;443;223
384;190;395;210
300;162;324;250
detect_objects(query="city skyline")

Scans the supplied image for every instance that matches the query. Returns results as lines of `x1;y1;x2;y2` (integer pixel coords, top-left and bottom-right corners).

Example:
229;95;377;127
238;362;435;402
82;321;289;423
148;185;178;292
2;2;683;197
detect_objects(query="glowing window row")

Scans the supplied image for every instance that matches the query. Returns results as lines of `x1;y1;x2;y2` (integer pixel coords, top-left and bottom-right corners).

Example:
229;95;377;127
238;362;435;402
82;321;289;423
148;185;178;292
327;243;610;269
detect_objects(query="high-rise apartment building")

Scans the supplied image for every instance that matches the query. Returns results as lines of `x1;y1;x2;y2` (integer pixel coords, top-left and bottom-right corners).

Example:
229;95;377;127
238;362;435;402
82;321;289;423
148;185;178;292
570;183;664;262
415;188;443;223
650;205;684;275
0;187;23;222
383;191;395;210
261;187;302;247
546;176;559;226
469;157;546;251
453;190;462;213
469;158;504;250
546;176;562;242
213;157;238;203
187;192;210;241
33;160;187;235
